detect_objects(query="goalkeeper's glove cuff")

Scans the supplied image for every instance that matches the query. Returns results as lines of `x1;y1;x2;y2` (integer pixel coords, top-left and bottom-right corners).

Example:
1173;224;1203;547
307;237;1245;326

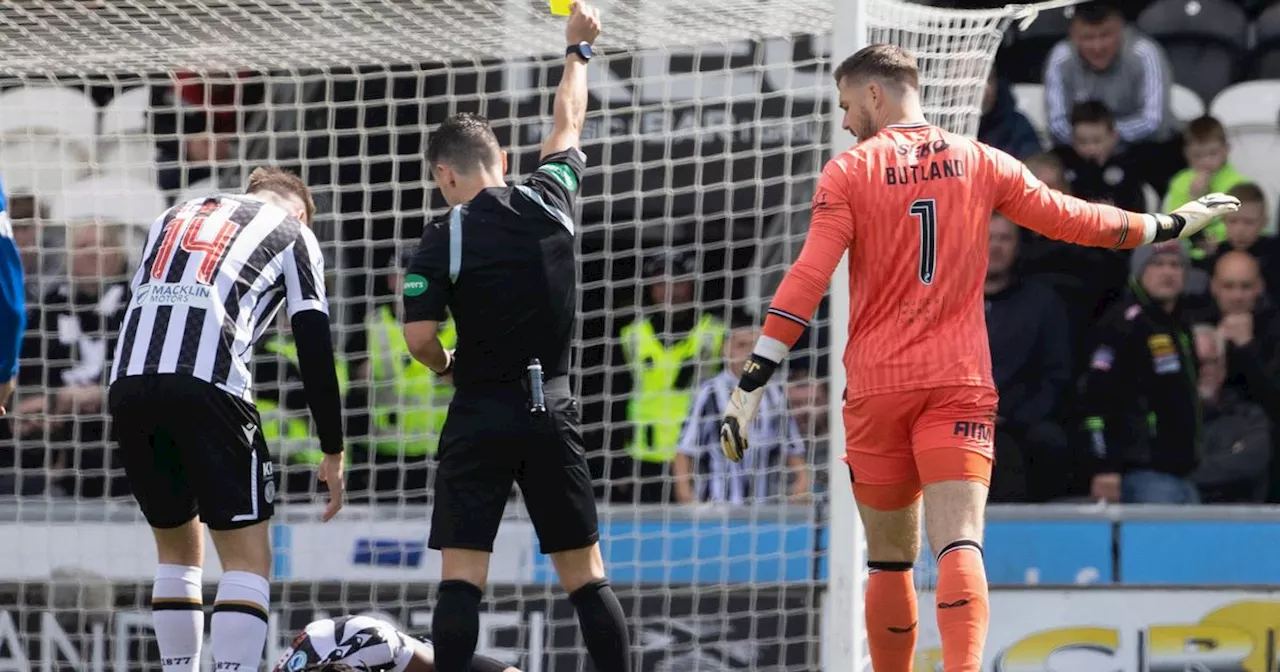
738;354;780;393
1147;213;1188;244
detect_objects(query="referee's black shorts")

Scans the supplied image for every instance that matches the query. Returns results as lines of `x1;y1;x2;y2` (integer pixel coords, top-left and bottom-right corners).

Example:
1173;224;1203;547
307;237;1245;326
430;377;599;555
109;374;276;531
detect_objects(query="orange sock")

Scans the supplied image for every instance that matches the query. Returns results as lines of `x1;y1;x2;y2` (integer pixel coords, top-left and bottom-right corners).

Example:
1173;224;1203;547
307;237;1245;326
935;541;989;672
865;562;918;672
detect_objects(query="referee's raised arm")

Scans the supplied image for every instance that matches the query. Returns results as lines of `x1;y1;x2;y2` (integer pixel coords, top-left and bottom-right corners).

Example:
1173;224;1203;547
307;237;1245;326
540;1;600;158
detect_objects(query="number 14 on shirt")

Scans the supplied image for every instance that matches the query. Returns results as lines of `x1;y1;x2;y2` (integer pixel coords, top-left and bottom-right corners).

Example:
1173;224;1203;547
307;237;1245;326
150;199;243;285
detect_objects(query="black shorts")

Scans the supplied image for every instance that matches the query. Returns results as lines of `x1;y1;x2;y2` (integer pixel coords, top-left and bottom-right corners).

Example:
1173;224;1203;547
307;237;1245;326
109;374;275;531
430;377;598;554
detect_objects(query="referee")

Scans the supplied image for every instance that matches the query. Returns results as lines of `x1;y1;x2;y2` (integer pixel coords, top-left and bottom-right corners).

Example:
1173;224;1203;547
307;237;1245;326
401;4;629;672
108;168;345;672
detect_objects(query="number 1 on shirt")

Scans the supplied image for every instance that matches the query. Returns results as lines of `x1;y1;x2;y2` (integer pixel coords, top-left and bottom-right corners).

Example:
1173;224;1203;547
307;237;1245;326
910;198;937;285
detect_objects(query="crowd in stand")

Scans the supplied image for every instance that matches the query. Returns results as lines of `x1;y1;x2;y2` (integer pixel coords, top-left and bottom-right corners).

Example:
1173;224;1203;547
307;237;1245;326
7;0;1280;508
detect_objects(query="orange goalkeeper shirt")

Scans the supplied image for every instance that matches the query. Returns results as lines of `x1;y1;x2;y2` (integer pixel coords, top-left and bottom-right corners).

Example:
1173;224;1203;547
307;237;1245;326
763;123;1147;399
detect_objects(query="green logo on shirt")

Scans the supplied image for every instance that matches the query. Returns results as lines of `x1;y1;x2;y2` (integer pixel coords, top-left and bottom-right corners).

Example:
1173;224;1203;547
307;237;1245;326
403;274;428;297
539;162;579;191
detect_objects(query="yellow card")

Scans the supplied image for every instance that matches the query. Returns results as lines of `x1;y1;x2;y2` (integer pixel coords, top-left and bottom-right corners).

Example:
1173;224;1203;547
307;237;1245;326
549;0;571;15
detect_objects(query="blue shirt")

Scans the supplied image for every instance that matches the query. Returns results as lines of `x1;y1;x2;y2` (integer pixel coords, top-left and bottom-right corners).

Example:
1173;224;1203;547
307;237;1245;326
0;184;26;380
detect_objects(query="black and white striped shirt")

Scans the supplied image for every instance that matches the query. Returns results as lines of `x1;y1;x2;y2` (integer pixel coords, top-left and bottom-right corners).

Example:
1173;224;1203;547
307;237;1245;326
109;194;327;402
678;371;805;504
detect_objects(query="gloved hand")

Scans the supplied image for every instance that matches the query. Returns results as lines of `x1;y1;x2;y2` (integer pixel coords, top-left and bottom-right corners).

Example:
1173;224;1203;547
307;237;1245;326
1152;193;1241;242
719;386;763;463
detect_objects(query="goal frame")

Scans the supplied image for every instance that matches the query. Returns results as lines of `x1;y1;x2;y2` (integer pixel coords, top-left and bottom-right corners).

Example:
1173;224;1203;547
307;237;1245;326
823;0;866;670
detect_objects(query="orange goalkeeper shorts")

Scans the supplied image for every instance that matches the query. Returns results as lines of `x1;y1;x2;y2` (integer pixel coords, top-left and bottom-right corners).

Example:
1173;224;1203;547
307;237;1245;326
842;385;997;511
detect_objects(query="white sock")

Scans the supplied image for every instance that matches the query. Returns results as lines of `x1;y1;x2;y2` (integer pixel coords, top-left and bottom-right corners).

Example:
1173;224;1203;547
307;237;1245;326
211;571;270;672
152;564;204;672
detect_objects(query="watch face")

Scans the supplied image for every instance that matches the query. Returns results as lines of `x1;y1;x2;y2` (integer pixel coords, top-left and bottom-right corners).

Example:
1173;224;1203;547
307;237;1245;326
580;43;593;58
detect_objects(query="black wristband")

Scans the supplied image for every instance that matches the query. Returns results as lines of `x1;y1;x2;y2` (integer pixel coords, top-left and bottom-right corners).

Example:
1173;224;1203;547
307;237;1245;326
738;354;779;393
1149;213;1187;243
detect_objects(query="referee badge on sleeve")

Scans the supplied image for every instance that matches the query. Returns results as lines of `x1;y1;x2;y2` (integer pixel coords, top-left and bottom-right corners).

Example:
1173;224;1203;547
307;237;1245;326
403;274;427;297
539;163;579;191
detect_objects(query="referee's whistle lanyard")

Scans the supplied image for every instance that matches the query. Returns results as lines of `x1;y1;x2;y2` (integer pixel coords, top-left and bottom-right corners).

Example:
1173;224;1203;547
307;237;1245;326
527;358;547;416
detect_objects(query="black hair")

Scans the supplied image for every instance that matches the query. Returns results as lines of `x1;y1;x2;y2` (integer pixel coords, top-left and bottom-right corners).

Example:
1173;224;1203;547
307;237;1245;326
426;112;502;174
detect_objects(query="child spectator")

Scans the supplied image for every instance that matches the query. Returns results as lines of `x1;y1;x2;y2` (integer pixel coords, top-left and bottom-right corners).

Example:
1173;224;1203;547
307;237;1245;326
1204;183;1280;298
1024;152;1071;193
1164;116;1251;259
1052;100;1147;211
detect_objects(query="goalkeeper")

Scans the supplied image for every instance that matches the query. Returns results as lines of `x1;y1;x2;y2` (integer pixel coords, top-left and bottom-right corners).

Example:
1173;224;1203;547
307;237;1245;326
718;43;1238;672
274;614;519;672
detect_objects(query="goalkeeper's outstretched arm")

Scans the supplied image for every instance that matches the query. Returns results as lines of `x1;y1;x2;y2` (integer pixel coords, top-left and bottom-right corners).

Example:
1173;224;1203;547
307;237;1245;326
985;145;1240;248
719;160;855;461
540;2;601;159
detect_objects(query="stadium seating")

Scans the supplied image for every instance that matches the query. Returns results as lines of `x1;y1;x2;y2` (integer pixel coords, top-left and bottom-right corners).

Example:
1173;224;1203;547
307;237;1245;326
0;87;96;196
173;177;220;206
49;173;166;229
1209;80;1280;231
996;5;1073;83
1246;2;1280;79
1170;83;1206;122
1139;0;1248;104
1011;83;1049;144
98;86;157;184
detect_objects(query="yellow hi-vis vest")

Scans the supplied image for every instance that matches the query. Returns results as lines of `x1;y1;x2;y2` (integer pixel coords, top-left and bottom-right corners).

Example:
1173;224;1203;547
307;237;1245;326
366;306;455;457
619;313;723;463
261;335;349;466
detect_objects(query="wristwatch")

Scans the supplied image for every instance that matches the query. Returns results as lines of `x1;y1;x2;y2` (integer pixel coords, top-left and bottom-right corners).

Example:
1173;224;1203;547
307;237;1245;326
566;42;593;62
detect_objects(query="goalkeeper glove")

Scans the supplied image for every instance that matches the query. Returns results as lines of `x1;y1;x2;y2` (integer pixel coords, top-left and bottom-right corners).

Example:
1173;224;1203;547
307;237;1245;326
720;354;779;462
1149;192;1241;243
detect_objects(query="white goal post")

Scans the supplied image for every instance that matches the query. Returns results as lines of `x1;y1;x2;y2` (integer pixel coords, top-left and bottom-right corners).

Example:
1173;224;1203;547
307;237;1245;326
0;1;1068;671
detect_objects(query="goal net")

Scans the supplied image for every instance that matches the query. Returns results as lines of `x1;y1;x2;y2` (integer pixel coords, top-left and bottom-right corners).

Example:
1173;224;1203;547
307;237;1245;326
0;0;1029;670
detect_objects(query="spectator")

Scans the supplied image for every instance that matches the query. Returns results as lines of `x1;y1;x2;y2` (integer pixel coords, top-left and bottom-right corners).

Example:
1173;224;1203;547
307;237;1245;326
1052;100;1147;211
1044;3;1175;149
984;214;1073;502
1164;117;1251;261
1192;326;1271;503
672;316;807;504
1023;151;1070;193
343;250;453;502
1204;251;1280;396
1080;241;1202;504
978;68;1042;159
1018;153;1130;347
608;250;723;503
786;369;829;492
1203;183;1280;296
10;222;131;498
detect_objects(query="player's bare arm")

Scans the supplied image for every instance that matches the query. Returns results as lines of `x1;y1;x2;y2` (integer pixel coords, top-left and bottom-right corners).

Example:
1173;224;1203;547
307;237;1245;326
405;320;454;375
539;1;601;158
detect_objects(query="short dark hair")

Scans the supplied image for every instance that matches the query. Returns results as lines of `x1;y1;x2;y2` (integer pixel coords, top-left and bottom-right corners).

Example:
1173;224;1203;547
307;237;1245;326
1070;100;1115;129
1229;182;1266;207
1073;3;1123;24
246;166;316;224
1184;115;1228;145
1024;151;1064;174
426;112;502;174
728;311;759;331
833;44;919;91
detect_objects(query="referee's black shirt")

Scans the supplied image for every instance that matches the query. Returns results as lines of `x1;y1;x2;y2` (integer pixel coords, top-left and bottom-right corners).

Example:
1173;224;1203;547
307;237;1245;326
404;148;585;391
